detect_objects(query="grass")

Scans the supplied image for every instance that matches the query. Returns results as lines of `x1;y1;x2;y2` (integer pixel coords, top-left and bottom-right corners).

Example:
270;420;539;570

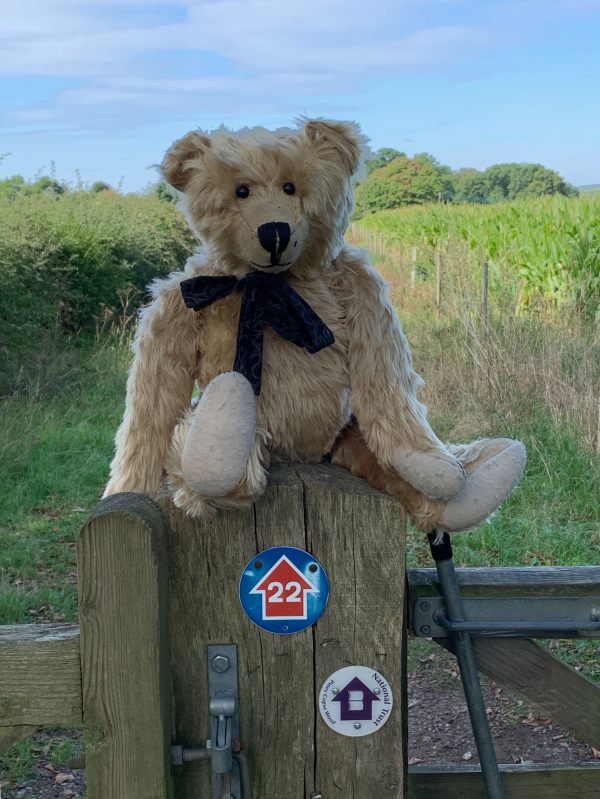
0;727;84;788
0;335;130;623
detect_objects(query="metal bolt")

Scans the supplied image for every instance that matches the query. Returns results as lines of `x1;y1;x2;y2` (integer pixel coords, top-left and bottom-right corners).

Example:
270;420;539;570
353;722;361;730
309;563;318;573
311;794;323;799
420;601;431;612
211;654;230;673
373;688;381;695
420;625;431;636
332;687;339;694
591;608;600;622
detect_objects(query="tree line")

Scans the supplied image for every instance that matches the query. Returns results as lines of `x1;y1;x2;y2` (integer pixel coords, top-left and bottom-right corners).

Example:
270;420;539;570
356;148;578;215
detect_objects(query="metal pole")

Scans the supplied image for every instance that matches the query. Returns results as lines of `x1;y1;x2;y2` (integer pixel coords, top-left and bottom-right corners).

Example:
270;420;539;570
428;531;505;799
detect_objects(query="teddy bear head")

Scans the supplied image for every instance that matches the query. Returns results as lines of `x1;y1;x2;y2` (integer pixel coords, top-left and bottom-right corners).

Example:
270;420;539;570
160;119;366;276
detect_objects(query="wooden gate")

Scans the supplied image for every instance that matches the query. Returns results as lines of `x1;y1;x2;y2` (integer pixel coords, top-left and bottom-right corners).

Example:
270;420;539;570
1;462;600;798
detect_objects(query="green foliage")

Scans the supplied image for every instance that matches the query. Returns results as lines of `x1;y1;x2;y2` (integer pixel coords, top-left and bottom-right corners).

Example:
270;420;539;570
90;180;112;193
359;194;600;318
0;190;195;394
365;147;405;175
154;180;178;202
454;163;577;203
0;336;131;623
356;155;455;214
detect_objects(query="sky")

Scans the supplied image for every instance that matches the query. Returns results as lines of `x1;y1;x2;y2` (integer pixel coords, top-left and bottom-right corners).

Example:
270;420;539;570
0;0;599;193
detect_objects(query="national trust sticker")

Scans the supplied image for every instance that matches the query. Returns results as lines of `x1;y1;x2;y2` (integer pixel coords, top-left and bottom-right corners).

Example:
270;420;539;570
319;665;394;737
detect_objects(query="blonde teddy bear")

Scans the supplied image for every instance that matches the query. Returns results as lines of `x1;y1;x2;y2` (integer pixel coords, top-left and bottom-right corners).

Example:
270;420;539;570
104;119;525;533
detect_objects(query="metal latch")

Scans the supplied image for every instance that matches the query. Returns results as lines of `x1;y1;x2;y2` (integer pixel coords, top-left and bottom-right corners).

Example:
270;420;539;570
171;644;251;799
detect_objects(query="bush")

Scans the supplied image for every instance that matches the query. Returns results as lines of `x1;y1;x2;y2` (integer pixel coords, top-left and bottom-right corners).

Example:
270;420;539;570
0;191;195;394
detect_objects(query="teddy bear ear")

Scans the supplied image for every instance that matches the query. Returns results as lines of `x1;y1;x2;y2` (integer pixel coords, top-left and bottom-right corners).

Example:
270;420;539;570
160;131;212;191
302;118;366;177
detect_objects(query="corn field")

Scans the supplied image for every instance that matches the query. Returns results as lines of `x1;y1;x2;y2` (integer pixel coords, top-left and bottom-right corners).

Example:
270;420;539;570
351;193;600;320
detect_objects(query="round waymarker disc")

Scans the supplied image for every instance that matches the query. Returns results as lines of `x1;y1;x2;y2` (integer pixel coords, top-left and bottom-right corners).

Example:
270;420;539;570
319;665;394;737
239;546;329;634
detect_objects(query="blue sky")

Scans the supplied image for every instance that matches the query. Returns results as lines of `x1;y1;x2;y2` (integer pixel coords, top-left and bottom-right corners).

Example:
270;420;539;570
1;0;599;192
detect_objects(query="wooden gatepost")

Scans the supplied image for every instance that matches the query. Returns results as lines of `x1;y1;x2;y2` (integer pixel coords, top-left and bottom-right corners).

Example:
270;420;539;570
77;462;408;798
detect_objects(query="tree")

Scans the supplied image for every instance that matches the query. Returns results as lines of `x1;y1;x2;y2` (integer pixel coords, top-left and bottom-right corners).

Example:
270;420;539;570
453;163;578;203
90;181;113;193
365;147;406;175
453;168;490;203
356;155;454;214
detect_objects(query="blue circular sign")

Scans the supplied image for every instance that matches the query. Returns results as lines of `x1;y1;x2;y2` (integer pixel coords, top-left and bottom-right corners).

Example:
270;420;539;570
239;546;329;634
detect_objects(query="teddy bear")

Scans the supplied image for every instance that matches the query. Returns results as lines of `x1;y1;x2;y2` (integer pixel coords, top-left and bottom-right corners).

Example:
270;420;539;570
103;118;526;534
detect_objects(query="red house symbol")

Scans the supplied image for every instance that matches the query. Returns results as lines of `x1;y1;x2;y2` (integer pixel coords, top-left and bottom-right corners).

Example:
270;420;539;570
250;556;319;620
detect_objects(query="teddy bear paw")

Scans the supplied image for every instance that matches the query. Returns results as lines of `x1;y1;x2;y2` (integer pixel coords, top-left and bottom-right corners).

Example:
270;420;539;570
181;372;257;497
392;448;466;500
439;439;526;533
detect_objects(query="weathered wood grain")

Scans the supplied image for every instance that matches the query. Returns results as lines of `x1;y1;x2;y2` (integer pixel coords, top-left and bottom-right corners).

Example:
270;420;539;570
407;763;600;798
162;462;407;799
298;463;407;799
408;566;600;597
78;492;172;799
472;638;600;748
0;623;81;727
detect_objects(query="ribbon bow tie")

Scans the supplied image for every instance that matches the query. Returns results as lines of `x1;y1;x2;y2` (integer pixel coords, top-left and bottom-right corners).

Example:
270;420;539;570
180;270;335;395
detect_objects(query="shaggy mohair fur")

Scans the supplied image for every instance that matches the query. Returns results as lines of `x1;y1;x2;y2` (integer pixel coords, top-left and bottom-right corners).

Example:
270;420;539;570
104;119;525;532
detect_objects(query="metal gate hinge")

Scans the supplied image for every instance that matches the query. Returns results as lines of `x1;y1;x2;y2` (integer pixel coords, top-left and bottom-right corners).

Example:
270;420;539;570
171;644;251;799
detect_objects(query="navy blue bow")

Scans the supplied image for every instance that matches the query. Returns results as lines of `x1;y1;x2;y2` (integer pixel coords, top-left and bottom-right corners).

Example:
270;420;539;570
180;270;335;395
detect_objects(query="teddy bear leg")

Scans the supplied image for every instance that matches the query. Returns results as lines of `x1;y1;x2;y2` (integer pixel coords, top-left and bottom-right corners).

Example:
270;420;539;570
391;447;466;500
181;371;257;497
332;424;525;534
331;421;446;531
436;438;526;533
167;419;271;517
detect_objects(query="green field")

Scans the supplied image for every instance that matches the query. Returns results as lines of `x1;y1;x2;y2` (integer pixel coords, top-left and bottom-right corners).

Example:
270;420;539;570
355;193;600;319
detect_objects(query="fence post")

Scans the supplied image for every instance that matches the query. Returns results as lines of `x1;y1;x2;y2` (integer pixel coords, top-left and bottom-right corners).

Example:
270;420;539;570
78;493;172;799
162;462;407;798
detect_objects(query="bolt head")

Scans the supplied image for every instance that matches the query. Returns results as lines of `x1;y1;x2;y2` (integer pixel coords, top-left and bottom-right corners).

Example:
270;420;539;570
211;654;230;673
420;625;431;636
353;722;361;730
420;601;431;611
373;688;381;695
332;687;339;694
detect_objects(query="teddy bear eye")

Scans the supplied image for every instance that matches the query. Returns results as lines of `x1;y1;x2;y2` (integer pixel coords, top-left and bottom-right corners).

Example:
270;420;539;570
236;184;250;199
282;182;296;195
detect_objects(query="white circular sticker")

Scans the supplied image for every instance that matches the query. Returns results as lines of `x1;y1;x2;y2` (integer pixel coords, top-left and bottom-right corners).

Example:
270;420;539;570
319;665;394;737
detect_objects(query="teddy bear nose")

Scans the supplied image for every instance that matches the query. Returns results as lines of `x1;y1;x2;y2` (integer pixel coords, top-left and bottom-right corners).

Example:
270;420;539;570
257;222;291;265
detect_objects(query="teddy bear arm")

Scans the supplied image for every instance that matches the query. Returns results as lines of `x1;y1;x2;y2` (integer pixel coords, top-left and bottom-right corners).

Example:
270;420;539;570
339;253;465;499
104;294;197;498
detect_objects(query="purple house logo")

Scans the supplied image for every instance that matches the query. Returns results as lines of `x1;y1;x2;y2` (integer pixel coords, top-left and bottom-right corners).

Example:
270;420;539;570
332;676;381;721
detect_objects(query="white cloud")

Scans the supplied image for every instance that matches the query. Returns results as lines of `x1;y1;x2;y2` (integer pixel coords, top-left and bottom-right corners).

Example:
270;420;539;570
0;0;596;135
